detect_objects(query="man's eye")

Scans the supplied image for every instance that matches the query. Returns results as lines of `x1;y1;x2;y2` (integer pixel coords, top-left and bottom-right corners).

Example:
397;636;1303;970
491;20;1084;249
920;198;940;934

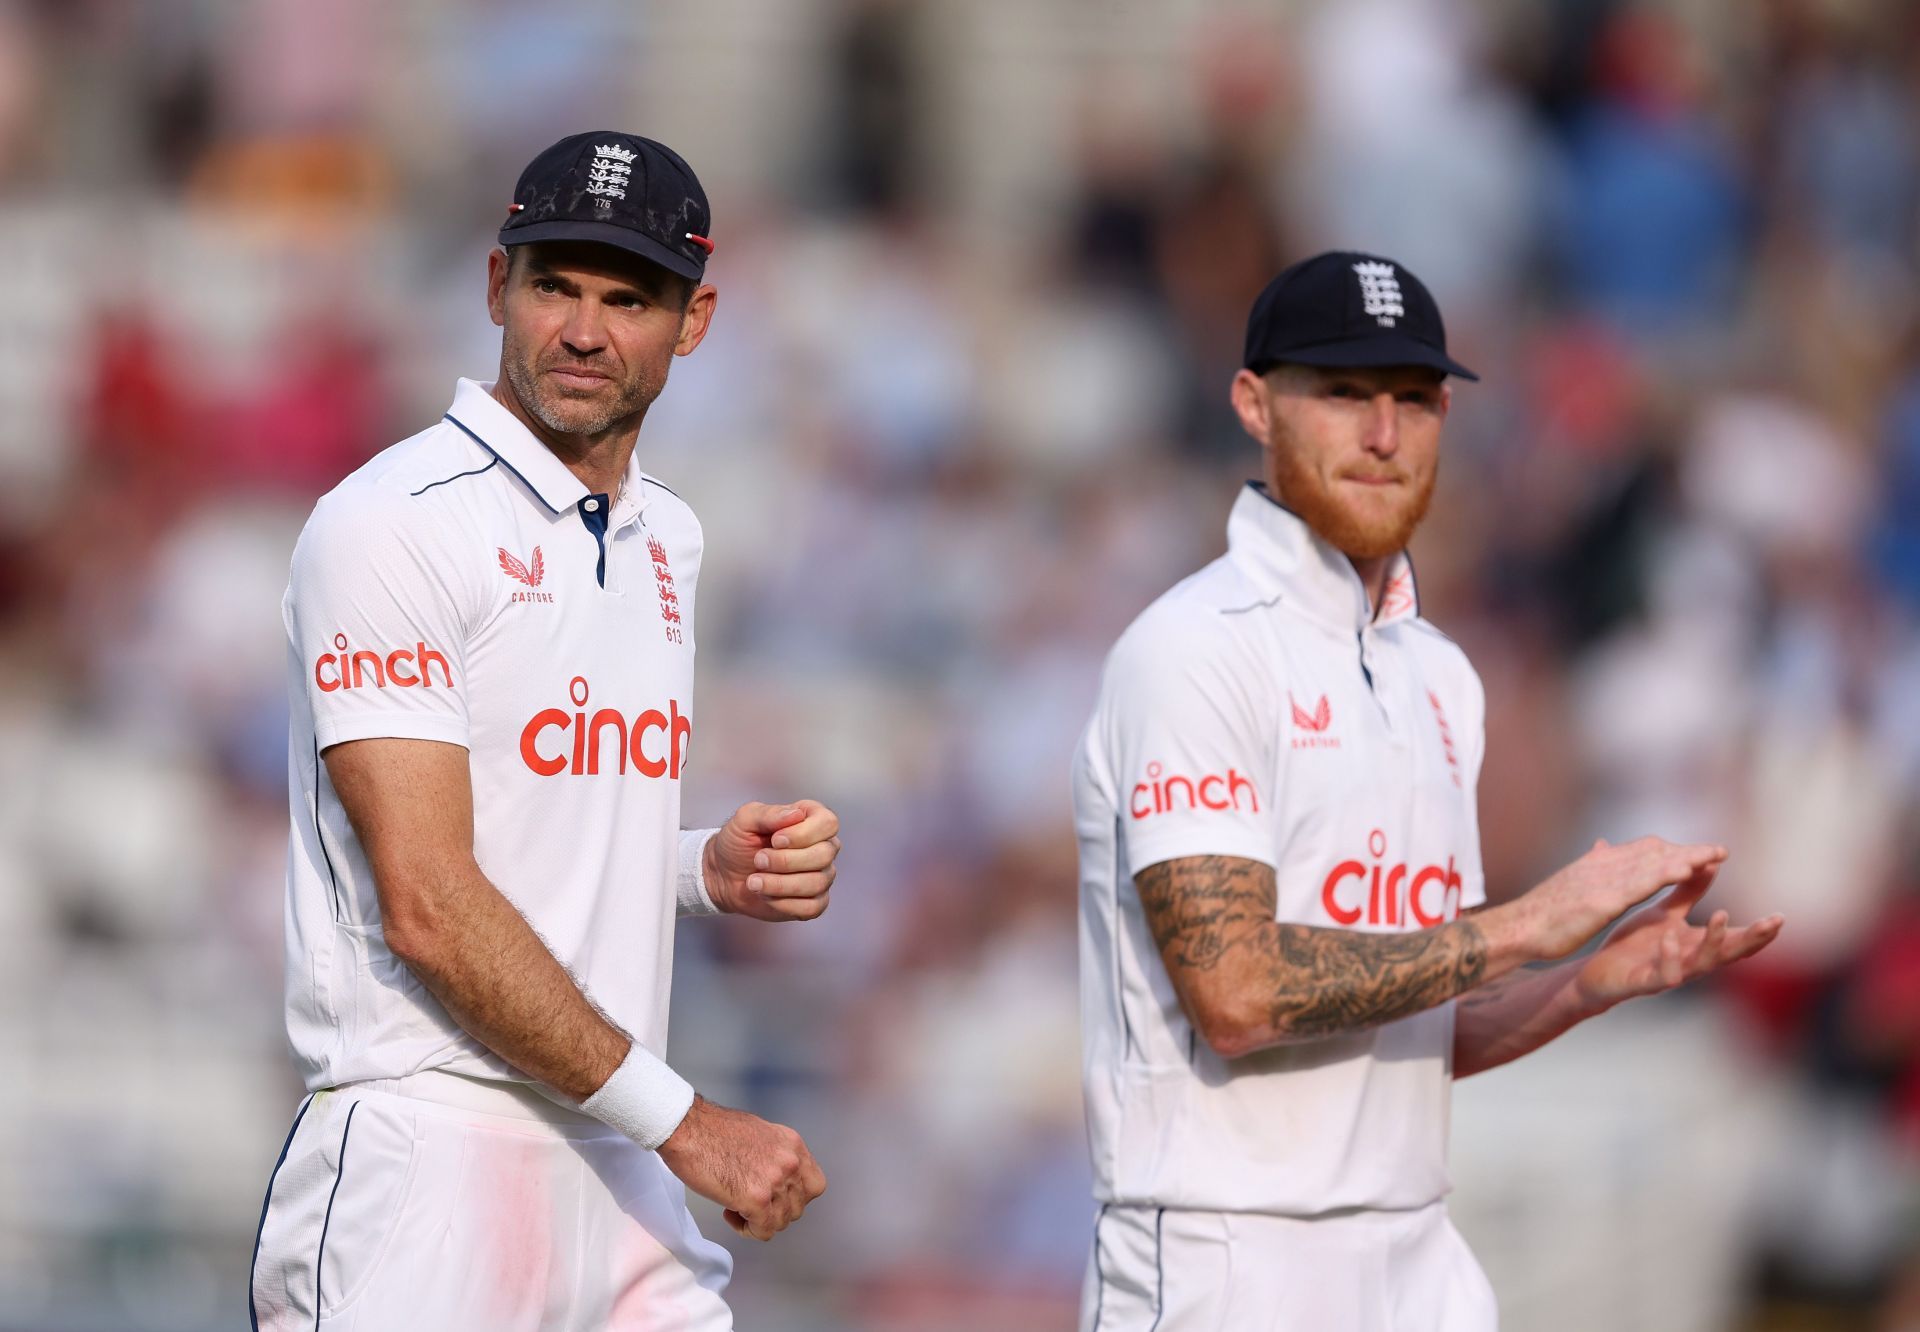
1329;384;1362;400
533;279;560;294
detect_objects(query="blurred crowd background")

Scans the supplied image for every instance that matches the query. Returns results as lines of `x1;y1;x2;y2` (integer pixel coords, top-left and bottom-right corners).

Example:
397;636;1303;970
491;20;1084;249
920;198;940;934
1;0;1918;1328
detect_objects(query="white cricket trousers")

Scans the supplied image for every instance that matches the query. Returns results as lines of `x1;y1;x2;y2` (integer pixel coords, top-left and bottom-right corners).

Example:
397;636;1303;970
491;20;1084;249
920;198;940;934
248;1072;733;1331
1081;1201;1497;1332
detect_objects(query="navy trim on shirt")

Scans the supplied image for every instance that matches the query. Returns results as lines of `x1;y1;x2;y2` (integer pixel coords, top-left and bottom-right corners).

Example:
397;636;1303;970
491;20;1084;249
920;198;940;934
442;413;563;515
408;456;499;497
312;738;342;922
579;495;612;588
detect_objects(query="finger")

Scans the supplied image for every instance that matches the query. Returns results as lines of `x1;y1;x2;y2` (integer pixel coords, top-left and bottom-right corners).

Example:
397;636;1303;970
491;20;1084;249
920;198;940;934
751;841;838;875
1681;911;1727;974
723;1208;752;1237
749;888;829;923
770;801;840;850
1719;915;1784;964
767;891;829;921
766;1179;808;1231
735;802;809;836
749;868;835;901
801;1153;827;1200
1663;858;1723;913
1659;843;1728;879
766;1174;820;1230
1702;908;1729;948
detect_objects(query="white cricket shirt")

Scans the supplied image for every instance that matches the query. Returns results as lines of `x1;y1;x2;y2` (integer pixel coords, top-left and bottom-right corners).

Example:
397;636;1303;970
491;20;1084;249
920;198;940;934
1073;483;1488;1216
281;378;709;1092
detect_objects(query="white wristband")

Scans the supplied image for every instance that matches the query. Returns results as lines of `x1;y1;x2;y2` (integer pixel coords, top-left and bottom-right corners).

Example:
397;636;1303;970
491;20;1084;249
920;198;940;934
580;1042;696;1150
676;827;723;917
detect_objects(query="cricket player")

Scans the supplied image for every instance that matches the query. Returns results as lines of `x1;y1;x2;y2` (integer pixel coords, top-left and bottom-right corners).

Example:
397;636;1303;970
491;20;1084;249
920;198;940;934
1072;251;1785;1330
250;132;834;1330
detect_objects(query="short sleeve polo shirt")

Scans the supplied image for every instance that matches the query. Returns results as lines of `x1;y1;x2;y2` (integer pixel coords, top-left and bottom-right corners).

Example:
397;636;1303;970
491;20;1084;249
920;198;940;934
281;378;706;1091
1074;483;1489;1216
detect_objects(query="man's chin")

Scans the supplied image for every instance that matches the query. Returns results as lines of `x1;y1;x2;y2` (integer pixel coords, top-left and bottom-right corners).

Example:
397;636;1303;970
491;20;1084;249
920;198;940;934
1330;531;1411;561
1298;501;1421;561
527;391;620;436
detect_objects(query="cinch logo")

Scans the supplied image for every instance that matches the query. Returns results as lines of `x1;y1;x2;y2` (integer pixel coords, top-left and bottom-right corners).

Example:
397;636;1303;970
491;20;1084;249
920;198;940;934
1321;829;1463;928
1130;761;1260;820
519;675;690;779
314;633;453;693
1290;693;1340;749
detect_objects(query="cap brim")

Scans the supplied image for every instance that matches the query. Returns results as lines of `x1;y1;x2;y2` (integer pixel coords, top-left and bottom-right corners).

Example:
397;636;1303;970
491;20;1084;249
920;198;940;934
1252;336;1479;382
497;219;706;282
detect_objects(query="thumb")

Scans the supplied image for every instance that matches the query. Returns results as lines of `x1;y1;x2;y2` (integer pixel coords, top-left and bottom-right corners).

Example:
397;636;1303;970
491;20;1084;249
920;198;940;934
723;1208;751;1236
734;802;806;836
1664;860;1721;915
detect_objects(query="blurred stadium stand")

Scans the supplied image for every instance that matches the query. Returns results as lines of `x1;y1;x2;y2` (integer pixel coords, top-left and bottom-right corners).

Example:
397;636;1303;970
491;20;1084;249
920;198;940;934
0;1;1917;1328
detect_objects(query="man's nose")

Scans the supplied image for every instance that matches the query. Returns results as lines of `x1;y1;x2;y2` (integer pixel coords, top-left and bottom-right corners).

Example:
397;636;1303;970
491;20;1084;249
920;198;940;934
1362;394;1400;456
560;299;609;356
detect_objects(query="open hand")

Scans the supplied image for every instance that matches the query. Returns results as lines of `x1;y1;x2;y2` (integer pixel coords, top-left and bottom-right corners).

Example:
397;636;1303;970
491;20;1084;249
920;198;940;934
1508;837;1730;962
1573;856;1783;1010
703;800;841;922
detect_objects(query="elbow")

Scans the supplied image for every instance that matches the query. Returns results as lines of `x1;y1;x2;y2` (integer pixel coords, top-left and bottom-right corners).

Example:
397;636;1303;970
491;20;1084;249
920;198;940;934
1187;991;1264;1061
380;913;437;970
1199;1024;1260;1061
375;877;453;971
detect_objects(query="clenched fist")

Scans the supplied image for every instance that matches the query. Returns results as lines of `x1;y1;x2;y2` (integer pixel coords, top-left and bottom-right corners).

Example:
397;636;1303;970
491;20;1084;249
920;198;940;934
702;800;841;923
657;1095;827;1240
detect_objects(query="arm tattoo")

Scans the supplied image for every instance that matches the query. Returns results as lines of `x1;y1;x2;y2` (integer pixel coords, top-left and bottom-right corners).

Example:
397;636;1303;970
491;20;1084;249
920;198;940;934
1134;855;1275;971
1136;856;1490;1046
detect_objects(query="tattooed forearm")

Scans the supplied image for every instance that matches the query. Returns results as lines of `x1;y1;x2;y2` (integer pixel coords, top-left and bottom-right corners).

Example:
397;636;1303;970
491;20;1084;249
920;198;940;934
1134;855;1275;971
1136;856;1490;1053
1264;915;1488;1040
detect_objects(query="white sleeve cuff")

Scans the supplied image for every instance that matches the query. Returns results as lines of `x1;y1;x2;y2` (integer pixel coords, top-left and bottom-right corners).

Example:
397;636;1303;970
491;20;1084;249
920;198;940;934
676;828;723;917
579;1042;696;1150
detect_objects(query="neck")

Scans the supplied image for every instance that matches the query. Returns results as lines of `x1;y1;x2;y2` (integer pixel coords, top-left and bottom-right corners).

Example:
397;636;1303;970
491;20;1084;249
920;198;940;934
490;376;644;498
1348;553;1395;621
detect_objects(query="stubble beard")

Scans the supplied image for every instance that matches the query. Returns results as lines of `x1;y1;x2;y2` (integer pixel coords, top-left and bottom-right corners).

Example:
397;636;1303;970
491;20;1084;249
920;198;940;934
502;333;663;440
1269;439;1437;561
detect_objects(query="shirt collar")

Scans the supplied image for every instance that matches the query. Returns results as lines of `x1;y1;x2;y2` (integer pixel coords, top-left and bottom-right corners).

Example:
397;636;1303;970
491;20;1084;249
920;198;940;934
443;378;652;531
1225;482;1420;632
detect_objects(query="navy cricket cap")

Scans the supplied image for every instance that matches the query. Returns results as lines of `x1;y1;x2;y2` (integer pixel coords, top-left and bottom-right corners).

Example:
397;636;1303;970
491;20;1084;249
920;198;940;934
498;132;714;282
1243;251;1478;382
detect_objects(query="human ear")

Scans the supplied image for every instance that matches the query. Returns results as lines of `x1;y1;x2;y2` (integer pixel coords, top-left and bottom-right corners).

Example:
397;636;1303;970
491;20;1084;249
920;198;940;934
486;248;510;328
1229;369;1274;445
674;285;718;357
